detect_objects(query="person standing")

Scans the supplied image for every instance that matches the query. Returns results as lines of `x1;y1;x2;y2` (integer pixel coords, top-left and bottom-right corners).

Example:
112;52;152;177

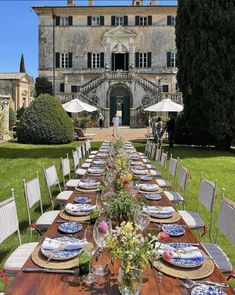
112;114;119;137
155;117;163;147
166;114;175;148
99;113;104;129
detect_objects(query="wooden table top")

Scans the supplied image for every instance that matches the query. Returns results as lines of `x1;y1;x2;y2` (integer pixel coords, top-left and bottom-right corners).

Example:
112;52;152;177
4;148;235;295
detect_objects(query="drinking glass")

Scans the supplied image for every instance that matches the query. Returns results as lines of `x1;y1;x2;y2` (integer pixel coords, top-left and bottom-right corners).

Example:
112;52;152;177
93;217;112;276
83;226;96;285
134;207;150;232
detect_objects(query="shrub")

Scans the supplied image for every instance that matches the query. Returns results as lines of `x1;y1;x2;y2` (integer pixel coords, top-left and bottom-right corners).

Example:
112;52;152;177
35;77;53;97
17;94;74;144
9;107;17;129
16;106;25;120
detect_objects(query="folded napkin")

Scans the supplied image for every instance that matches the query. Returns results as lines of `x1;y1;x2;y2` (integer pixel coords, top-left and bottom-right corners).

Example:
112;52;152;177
145;206;175;215
42;237;85;251
65;203;96;213
155;242;203;260
132;169;148;175
140;184;159;191
88;167;103;174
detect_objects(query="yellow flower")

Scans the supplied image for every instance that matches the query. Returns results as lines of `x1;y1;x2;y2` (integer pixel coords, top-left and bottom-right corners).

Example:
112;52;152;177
125;261;131;273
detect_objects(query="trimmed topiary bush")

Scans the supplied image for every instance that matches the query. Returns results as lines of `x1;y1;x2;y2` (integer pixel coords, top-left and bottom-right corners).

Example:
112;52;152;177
9;107;17;129
17;94;74;144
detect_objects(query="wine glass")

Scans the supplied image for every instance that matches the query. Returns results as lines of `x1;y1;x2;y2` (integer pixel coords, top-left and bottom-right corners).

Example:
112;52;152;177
96;192;105;215
83;226;96;285
93;217;112;276
134;207;151;232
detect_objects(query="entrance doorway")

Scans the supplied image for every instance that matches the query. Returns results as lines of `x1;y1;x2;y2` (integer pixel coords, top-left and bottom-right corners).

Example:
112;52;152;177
112;53;129;71
109;85;132;126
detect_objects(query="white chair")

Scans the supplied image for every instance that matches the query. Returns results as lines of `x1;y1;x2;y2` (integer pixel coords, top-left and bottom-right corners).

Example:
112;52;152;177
157;151;168;176
179;176;216;241
76;146;92;166
164;165;189;205
86;139;97;156
72;150;86;177
0;191;38;274
23;173;60;241
43;163;73;209
61;155;80;189
156;155;178;189
202;194;235;273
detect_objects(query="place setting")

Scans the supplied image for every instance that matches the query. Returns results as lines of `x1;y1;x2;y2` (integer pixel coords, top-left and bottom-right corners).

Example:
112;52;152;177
139;183;163;194
87;167;104;176
143;205;181;223
75;178;101;193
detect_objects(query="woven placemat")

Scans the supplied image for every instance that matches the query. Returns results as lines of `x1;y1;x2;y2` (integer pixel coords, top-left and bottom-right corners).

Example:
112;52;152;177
75;187;99;193
150;212;181;224
139;188;163;194
153;257;214;280
59;209;91;222
31;244;79;269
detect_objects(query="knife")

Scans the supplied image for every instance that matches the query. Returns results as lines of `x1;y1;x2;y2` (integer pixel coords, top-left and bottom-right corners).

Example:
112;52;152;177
23;268;76;274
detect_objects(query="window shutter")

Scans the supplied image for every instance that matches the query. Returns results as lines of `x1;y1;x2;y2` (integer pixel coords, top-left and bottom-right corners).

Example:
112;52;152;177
55;16;60;26
87;52;92;68
167;16;171;25
100;16;104;26
87;16;92;26
175;53;178;67
56;52;60;68
100;52;104;68
124;16;128;26
162;85;169;92
60;83;65;92
148;15;152;25
135;52;139;68
167;52;171;67
69;52;73;68
135;16;140;25
147;52;152;67
111;16;115;26
68;16;73;26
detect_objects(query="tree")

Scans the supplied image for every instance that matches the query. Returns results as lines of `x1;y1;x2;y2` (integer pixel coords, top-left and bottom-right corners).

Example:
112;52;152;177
17;94;74;144
35;77;53;97
176;0;235;149
19;53;26;73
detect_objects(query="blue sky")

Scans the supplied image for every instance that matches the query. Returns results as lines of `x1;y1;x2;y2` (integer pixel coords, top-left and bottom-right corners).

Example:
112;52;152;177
0;0;177;79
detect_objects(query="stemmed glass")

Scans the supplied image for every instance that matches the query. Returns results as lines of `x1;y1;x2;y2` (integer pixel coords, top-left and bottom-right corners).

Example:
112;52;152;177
83;226;96;285
96;192;105;215
93;217;112;276
134;206;151;233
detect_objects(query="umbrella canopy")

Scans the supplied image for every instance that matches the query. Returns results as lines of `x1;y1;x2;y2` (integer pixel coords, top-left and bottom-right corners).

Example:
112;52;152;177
62;98;97;113
144;98;183;112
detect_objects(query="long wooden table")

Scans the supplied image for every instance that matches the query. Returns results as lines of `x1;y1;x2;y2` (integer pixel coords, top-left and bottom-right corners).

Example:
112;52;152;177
4;146;235;295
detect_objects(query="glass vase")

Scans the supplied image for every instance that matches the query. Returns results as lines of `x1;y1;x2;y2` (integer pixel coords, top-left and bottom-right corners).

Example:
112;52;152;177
118;264;143;295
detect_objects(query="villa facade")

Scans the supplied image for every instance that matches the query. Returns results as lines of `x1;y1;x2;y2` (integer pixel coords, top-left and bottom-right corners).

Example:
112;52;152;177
33;0;182;127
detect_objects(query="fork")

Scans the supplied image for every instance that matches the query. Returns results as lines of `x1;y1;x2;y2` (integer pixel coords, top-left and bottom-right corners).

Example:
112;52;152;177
46;242;67;264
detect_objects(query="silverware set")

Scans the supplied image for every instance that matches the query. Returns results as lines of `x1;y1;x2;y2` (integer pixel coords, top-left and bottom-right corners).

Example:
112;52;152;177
177;278;229;289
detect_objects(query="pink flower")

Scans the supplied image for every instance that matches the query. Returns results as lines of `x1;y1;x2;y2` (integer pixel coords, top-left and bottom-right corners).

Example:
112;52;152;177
162;250;173;261
98;221;109;234
108;163;116;169
115;172;121;179
159;232;169;241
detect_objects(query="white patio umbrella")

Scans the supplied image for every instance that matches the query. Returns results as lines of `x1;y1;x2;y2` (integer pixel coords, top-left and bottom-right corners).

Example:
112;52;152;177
144;98;183;112
62;98;97;113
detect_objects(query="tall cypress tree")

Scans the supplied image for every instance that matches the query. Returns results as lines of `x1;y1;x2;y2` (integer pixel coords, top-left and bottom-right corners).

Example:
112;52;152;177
19;53;26;73
176;0;235;149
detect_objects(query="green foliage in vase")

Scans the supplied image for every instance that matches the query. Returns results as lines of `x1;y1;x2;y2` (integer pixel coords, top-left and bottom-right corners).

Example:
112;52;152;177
176;0;235;150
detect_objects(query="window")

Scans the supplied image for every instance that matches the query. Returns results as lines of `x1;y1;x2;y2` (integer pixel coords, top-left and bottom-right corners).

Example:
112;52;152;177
55;16;73;26
167;52;177;67
60;83;64;92
111;16;128;26
87;16;104;26
55;52;72;68
135;16;152;26
71;85;80;93
87;52;104;68
135;52;152;68
167;16;176;26
162;85;169;92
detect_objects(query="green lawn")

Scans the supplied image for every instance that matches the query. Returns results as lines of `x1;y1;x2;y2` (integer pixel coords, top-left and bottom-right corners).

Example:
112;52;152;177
0;141;235;291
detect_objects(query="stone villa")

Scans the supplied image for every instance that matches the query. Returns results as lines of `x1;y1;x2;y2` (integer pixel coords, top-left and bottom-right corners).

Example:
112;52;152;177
33;0;182;127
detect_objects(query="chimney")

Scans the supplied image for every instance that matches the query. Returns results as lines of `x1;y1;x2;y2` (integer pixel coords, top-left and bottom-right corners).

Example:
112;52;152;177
132;0;143;6
150;0;157;5
67;0;74;6
88;0;94;6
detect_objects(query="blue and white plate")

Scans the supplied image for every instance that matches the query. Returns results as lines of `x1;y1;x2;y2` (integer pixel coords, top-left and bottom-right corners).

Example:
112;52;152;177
92;160;106;166
145;193;162;201
162;224;185;236
191;285;226;295
74;196;91;204
164;243;205;268
58;222;82;234
140;175;152;181
41;236;83;261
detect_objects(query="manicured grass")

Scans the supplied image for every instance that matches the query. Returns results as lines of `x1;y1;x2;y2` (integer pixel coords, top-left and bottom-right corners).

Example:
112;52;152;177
0;141;234;291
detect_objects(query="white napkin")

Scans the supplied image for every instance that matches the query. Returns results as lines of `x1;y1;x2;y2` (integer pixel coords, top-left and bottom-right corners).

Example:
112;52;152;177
79;181;100;189
140;184;159;191
65;203;96;213
42;237;85;251
155;242;203;260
